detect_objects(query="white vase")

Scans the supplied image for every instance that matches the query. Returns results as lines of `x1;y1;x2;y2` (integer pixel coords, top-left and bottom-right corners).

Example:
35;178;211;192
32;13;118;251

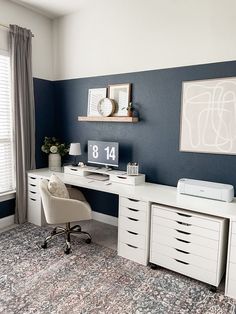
48;153;61;172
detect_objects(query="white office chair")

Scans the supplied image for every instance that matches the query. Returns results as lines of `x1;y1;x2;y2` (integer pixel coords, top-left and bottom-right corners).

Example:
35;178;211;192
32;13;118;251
39;179;92;254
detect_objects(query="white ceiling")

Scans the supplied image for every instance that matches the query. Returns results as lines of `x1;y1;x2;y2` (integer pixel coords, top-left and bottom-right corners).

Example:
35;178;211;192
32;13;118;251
11;0;86;19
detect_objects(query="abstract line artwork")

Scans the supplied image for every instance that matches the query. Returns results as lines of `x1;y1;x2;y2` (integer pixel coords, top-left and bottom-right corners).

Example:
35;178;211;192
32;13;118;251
180;77;236;155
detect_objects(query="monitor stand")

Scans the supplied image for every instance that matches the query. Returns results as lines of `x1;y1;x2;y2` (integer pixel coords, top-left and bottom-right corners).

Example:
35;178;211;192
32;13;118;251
98;165;113;172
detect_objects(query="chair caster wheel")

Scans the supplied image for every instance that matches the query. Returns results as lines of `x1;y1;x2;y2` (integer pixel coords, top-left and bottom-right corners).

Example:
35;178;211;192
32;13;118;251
41;242;47;249
85;238;91;244
64;248;71;255
210;286;217;293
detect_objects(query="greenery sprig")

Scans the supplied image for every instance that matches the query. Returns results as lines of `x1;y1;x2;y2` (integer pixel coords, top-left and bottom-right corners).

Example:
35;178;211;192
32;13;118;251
41;137;69;156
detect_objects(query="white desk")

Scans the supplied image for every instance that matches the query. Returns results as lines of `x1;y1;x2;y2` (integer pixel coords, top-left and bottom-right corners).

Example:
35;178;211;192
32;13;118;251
27;168;236;298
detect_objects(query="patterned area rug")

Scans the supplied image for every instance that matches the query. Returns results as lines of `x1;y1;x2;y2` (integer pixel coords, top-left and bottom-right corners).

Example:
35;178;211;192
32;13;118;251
0;223;235;314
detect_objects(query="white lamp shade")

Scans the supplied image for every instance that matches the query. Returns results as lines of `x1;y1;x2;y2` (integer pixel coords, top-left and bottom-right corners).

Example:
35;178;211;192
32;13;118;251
69;143;81;156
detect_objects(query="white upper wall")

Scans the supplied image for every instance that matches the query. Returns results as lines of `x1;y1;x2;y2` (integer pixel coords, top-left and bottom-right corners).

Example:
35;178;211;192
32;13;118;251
53;0;236;80
0;0;53;80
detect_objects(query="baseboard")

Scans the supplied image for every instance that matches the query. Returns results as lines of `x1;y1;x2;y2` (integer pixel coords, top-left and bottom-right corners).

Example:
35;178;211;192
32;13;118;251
92;211;118;227
0;215;14;229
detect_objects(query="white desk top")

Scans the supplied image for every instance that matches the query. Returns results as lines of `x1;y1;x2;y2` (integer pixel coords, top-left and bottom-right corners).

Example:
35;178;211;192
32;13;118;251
28;168;236;220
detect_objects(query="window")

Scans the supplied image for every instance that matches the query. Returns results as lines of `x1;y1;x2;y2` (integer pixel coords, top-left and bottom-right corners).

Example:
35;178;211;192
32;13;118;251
0;52;15;194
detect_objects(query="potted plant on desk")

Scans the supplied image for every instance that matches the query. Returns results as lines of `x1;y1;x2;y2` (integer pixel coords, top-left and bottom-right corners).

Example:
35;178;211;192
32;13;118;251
41;137;69;171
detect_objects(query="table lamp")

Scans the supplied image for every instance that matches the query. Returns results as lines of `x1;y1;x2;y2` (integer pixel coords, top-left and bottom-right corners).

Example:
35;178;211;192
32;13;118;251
69;143;81;166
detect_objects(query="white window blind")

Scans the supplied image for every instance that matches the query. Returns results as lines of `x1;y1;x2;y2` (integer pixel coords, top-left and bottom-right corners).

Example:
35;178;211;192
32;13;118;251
0;52;15;194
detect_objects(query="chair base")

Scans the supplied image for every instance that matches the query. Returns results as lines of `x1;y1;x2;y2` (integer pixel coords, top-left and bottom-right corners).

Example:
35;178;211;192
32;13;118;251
41;222;92;254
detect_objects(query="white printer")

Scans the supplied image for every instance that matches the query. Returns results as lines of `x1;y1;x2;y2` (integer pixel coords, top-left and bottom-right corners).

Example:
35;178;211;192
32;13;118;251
177;178;234;202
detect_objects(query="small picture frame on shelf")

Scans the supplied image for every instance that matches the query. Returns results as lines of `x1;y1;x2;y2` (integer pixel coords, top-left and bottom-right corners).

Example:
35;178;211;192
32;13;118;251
108;83;131;116
87;88;107;116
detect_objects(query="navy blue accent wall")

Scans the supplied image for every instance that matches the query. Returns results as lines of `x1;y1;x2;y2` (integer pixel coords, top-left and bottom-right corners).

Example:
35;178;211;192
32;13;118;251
34;78;56;168
0;199;15;219
54;61;236;187
53;61;236;217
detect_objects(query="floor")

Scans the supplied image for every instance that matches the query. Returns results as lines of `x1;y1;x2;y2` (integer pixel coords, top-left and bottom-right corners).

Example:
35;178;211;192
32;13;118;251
0;220;118;250
0;220;226;293
1;223;235;314
77;219;118;250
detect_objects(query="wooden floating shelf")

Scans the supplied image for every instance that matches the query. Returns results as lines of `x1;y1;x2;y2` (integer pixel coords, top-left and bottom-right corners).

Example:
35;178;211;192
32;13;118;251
78;116;139;123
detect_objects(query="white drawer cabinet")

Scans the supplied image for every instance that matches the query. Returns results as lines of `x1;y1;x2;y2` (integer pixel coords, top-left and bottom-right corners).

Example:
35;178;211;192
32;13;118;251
118;196;150;265
226;222;236;299
27;174;46;226
150;204;228;287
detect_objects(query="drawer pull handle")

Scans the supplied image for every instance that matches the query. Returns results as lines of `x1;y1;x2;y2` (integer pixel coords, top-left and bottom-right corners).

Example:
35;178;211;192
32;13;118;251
128;208;139;212
127;244;138;249
30;198;36;201
127;230;138;235
175;259;189;265
29;177;36;180
70;168;78;171
176;229;191;235
175;248;189;254
128;198;139;202
176;221;191;226
30;191;36;194
177;212;192;218
128;217;139;222
175;237;190;244
117;176;127;179
30;184;36;187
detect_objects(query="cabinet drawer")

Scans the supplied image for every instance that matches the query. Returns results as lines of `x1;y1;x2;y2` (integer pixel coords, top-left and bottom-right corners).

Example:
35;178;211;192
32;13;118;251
118;242;146;265
230;245;236;264
152;242;217;272
152;216;219;240
28;182;39;193
119;206;147;222
229;262;236;281
232;222;236;234
28;195;40;204
28;190;40;200
152;224;218;250
151;235;218;261
120;197;147;211
28;198;46;226
64;166;84;176
119;229;146;249
150;251;216;286
111;174;145;186
28;176;39;186
227;279;236;299
152;205;220;231
119;216;146;235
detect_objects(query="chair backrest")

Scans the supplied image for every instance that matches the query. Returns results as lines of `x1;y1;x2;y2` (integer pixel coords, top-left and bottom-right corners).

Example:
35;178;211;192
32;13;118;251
39;179;92;224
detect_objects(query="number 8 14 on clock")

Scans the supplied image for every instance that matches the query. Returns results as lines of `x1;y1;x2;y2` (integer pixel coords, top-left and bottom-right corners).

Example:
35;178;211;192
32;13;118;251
88;140;119;167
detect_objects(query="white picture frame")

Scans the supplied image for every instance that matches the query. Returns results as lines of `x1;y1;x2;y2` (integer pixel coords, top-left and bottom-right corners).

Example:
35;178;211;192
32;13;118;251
87;88;107;116
108;83;131;116
180;77;236;155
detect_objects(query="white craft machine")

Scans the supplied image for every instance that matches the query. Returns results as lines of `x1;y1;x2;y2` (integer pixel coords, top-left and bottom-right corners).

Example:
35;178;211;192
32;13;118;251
177;178;234;202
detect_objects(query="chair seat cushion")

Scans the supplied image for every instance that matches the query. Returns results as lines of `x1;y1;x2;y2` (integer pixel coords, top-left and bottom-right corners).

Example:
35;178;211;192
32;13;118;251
48;174;69;199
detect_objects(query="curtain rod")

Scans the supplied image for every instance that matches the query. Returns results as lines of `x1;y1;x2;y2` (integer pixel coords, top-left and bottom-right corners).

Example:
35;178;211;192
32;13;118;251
0;23;34;37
